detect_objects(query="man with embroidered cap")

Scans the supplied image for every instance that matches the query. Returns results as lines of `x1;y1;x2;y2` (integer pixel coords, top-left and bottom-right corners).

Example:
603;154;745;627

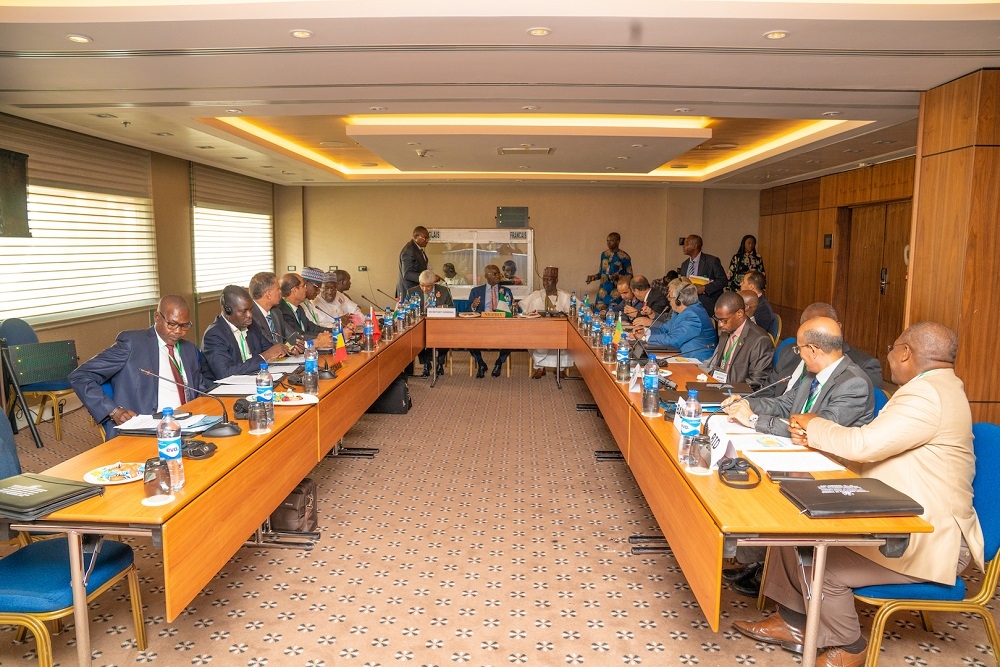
298;266;327;328
519;266;573;379
277;272;333;348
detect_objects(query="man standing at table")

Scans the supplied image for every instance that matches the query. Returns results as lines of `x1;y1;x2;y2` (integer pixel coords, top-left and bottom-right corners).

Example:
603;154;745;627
407;269;454;377
202;285;287;382
520;266;573;379
705;292;773;387
69;295;209;440
468;264;513;379
734;322;983;667
398;226;438;297
679;234;727;314
586;232;632;314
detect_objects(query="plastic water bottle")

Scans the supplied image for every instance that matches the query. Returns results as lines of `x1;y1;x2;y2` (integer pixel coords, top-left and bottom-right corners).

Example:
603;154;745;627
428;291;437;310
382;307;394;341
256;362;274;424
302;340;319;395
616;339;631;382
157;406;184;491
395;302;405;333
362;315;376;351
602;321;615;363
678;390;703;467
582;308;592;334
590;317;602;347
641;354;660;416
569;292;578;322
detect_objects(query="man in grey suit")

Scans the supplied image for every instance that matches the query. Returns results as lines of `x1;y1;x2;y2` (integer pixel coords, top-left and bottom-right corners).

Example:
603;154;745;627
407;269;454;376
249;271;303;355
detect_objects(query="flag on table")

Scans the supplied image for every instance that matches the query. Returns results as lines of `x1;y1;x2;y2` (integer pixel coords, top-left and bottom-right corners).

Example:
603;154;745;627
612;314;624;345
332;332;348;363
370;306;382;344
497;290;512;317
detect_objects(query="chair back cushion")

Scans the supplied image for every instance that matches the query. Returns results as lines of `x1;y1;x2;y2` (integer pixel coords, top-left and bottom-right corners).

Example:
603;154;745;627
0;318;38;346
873;388;890;418
973;422;1000;561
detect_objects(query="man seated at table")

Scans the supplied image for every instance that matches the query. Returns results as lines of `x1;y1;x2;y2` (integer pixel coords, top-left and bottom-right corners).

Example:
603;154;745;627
633;279;717;361
298;266;328;329
201;285;287;382
740;270;774;337
500;259;524;285
278;272;334;349
616;276;643;325
734;322;984;667
407;269;454;377
314;270;363;325
442;262;467;286
519;266;574;379
69;295;210;440
468;264;514;379
627;275;668;327
704;292;773;388
250;271;303;353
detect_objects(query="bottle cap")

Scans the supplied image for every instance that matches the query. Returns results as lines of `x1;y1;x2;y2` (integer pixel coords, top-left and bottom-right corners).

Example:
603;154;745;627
162;406;173;416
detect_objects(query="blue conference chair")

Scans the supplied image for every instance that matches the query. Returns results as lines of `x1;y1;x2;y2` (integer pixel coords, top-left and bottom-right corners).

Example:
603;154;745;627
853;422;1000;666
872;387;890;417
773;337;794;367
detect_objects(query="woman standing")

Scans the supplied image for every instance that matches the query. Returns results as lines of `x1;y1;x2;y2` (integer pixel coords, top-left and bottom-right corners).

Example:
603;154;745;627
728;234;765;292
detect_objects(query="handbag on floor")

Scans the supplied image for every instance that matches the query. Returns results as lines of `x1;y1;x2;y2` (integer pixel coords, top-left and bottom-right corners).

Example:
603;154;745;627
269;477;318;533
366;372;412;414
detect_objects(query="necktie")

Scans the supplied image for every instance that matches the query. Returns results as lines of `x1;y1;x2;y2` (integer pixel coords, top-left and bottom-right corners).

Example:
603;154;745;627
236;329;249;361
722;334;739;370
165;344;187;405
266;313;277;339
803;378;822;412
489;286;497;311
688;259;697;277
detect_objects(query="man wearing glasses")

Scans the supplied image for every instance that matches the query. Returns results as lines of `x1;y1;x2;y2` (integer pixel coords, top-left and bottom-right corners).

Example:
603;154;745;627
69;294;209;440
397;226;439;298
704;291;773;388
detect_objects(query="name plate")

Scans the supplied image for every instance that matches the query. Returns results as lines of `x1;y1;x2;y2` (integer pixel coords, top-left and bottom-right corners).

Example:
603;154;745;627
426;307;457;318
480;311;508;319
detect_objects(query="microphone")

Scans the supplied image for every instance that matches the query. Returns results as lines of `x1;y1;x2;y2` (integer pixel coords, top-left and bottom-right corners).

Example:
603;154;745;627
139;369;242;437
376;288;397;303
700;374;792;435
360;294;384;310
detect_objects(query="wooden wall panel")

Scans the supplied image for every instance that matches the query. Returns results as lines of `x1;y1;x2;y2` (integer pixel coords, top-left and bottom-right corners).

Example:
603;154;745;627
793;210;820;310
921;70;980;156
971;403;1000;424
974;70;1000;146
871;157;915;202
819;173;839;209
908;149;973;331
759;213;785;299
781;212;803;308
785;181;803;213
759;188;773;216
956;146;1000;402
814;208;838;305
801;178;821;211
771;186;788;215
835;167;873;207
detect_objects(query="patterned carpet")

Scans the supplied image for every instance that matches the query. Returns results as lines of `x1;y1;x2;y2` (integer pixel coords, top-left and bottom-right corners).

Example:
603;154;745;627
1;354;996;666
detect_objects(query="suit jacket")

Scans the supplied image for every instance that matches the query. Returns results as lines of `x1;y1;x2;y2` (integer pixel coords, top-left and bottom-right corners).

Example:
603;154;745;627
647;302;717;360
406;283;455;311
753;295;776;338
252;301;301;347
641;288;669;318
467;283;514;314
679;252;727;312
278;299;330;340
767;339;883;397
200;314;274;382
69;327;206;432
705;320;774;387
806;368;984;584
397;239;428;297
748;356;874;438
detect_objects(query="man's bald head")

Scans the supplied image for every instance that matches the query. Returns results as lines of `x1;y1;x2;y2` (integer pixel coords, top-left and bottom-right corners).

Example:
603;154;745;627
739;290;759;318
801;302;839;324
158;294;188;314
900;321;958;365
799;317;844;354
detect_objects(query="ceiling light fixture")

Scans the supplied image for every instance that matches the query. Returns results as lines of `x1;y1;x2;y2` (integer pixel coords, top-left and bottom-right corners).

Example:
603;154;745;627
617;156;629;160
631;144;647;148
360;162;378;167
93;113;117;119
522;105;540;111
226;109;242;114
674;107;691;113
152;132;173;136
232;156;249;160
872;139;897;145
66;34;92;43
843;148;864;153
763;30;789;40
710;143;739;150
369;106;387;112
196;145;215;149
605;166;617;171
527;27;551;37
290;29;313;39
822;111;842;117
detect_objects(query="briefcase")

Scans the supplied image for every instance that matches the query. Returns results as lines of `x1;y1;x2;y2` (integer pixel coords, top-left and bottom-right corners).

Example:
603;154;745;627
366;373;412;414
269;477;318;533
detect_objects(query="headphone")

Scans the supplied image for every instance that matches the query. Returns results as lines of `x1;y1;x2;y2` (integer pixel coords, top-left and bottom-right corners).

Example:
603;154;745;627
717;457;761;489
221;292;233;316
674;291;682;307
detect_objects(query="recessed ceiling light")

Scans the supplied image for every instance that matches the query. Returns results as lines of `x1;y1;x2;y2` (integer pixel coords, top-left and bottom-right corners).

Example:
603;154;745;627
527;27;551;37
605;166;617;171
304;179;315;182
66;34;92;44
519;165;530;169
520;143;533;148
369;106;387;111
805;159;822;164
407;142;422;146
711;143;739;150
617;156;629;160
843;148;864;153
822;111;841;117
360;162;378;167
152;132;173;137
671;164;689;169
631;144;646;148
196;145;215;149
319;141;349;147
281;171;295;175
232;156;249;160
226;109;242;114
872;139;898;145
260;165;274;169
431;165;443;169
674;108;691;113
522;105;540;111
290;29;313;39
763;30;789;40
93;113;117;119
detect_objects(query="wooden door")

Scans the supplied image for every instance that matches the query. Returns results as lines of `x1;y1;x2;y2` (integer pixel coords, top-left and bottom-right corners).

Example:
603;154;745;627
874;201;911;378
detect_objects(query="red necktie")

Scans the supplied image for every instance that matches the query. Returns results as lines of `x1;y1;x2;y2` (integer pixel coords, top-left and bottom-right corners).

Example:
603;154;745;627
165;344;187;405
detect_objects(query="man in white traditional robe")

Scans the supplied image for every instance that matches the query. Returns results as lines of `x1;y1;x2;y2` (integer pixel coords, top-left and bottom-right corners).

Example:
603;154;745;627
519;266;574;379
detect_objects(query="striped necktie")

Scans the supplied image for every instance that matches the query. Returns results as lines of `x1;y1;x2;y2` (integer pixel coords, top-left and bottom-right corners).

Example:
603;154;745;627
803;378;822;412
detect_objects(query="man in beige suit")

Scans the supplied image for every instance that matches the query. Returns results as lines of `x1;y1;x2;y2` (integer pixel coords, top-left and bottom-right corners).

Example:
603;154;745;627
733;321;985;667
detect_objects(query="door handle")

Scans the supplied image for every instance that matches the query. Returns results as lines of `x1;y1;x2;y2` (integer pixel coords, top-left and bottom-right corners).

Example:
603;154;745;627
880;268;888;295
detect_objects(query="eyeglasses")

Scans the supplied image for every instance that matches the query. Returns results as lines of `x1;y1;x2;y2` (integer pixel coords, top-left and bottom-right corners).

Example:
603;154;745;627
887;342;906;353
713;310;743;325
157;312;193;331
792;344;815;356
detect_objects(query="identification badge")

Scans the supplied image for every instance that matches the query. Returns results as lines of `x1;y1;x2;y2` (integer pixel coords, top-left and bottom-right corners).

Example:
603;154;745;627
711;369;729;383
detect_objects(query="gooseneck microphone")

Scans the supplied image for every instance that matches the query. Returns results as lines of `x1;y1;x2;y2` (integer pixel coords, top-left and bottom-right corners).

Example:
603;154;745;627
360;294;383;310
140;369;242;437
376;288;397;303
700;374;792;436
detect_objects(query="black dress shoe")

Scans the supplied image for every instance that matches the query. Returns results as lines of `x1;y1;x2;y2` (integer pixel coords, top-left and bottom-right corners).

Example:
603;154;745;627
491;361;503;377
476;364;488;379
436;364;446;376
421;364;431;377
732;563;764;598
722;562;759;582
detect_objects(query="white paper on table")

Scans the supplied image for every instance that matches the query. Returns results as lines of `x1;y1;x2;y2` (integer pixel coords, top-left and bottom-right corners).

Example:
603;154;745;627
269;364;301;373
742;450;845;473
706;414;757;435
209;383;258;396
728;432;805;452
628;371;643;393
116;413;207;430
665;357;702;364
281;355;305;364
216;374;259;385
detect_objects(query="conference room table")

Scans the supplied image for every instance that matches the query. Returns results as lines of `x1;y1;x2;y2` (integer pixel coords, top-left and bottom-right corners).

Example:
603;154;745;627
4;321;427;667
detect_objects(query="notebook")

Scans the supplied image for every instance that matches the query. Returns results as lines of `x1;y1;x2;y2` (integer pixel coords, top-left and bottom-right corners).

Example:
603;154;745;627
779;477;924;519
0;473;105;521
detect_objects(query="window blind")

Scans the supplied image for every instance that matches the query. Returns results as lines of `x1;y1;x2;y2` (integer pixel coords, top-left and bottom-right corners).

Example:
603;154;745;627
191;164;274;293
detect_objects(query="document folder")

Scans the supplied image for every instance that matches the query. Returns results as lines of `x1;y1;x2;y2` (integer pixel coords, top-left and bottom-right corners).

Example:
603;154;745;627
0;473;104;521
779;477;923;519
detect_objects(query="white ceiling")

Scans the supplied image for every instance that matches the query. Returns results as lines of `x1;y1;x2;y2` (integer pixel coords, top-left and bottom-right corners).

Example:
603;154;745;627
1;1;999;187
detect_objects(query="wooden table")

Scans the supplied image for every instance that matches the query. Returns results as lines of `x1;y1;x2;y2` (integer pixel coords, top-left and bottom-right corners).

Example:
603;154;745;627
424;316;569;387
4;321;425;666
568;323;931;667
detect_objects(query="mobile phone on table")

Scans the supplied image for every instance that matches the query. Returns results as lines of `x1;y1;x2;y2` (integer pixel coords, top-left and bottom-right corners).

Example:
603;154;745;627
766;470;815;482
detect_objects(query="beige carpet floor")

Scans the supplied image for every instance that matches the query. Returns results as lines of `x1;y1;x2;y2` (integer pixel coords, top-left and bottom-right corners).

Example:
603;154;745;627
1;354;996;666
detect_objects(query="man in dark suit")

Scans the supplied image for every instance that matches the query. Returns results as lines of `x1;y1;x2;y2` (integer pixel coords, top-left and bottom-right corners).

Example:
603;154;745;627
407;269;455;377
628;275;668;327
679;234;728;313
397;226;437;297
201;285;287;382
705;292;774;388
249;271;303;354
467;264;514;378
767;302;883;397
69;295;208;440
277;272;333;348
740;270;775;338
